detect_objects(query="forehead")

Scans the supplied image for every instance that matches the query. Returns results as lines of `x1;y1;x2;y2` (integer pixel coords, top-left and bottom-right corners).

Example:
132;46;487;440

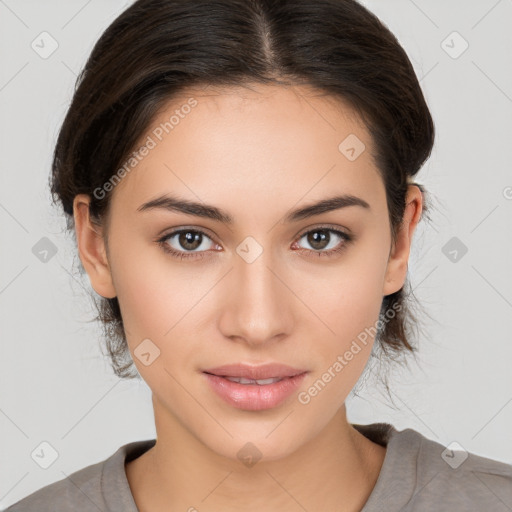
109;83;384;217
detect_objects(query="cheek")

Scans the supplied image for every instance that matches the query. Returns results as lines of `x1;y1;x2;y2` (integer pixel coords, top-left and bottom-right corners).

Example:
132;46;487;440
297;258;386;411
110;235;193;334
109;242;213;374
299;247;388;396
312;250;387;339
112;262;200;390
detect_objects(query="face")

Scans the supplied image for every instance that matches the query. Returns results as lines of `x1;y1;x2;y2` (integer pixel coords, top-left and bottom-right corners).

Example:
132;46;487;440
75;83;420;462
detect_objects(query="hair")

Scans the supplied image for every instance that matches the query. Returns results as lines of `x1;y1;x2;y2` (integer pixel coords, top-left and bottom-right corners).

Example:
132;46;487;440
50;0;435;388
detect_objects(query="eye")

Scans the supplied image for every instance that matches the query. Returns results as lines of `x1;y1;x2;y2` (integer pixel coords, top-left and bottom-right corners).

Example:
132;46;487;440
157;225;353;261
157;228;218;260
293;226;352;258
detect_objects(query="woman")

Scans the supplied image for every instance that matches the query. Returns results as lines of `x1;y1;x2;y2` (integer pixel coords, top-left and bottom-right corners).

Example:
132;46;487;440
7;0;512;510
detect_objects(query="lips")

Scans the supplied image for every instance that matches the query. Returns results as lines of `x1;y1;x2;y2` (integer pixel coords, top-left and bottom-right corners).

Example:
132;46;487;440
203;370;308;410
202;363;308;380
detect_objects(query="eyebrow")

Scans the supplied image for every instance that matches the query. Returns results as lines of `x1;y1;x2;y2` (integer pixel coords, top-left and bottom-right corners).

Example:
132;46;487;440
137;193;370;224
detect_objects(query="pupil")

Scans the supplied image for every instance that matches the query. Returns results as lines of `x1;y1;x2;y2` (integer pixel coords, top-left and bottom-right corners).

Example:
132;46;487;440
180;231;201;250
308;230;329;250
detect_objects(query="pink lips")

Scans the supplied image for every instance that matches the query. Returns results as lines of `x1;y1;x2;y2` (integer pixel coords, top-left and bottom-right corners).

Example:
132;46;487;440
202;363;308;411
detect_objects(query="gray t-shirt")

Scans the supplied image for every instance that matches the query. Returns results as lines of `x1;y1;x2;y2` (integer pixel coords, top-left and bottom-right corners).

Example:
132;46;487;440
5;422;512;511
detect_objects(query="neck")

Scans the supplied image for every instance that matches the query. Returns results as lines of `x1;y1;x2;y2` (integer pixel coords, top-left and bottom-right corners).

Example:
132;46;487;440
126;400;386;512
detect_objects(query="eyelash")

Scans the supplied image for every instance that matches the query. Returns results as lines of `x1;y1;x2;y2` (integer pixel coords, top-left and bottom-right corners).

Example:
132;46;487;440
156;225;353;261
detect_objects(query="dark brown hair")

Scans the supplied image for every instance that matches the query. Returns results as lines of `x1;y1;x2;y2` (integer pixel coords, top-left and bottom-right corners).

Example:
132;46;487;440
50;0;435;384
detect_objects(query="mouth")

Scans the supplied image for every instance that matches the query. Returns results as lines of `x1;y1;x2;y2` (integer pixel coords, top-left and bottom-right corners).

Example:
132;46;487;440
201;363;309;411
202;362;308;381
208;375;289;385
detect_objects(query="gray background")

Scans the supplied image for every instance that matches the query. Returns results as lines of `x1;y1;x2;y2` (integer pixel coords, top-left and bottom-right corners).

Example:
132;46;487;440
1;0;511;508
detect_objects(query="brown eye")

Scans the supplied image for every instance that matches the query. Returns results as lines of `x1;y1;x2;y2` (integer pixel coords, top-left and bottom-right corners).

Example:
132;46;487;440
157;228;216;260
305;229;331;250
177;231;203;251
294;227;353;258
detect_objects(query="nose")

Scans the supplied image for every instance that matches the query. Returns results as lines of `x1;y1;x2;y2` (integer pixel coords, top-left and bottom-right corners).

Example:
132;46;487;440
217;250;294;347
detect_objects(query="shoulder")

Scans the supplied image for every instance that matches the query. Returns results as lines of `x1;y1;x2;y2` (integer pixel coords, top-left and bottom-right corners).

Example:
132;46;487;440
399;427;512;510
4;440;155;512
3;458;107;512
355;422;512;511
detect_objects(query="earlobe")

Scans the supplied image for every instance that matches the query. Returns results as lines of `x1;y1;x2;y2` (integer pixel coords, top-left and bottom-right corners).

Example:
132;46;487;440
382;185;423;297
73;194;117;299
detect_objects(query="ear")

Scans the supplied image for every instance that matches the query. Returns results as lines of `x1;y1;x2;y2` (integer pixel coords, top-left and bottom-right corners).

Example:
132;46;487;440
382;185;423;296
73;194;117;299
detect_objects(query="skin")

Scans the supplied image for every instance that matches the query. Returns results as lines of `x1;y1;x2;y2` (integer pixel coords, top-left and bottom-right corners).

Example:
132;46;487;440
73;83;422;512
